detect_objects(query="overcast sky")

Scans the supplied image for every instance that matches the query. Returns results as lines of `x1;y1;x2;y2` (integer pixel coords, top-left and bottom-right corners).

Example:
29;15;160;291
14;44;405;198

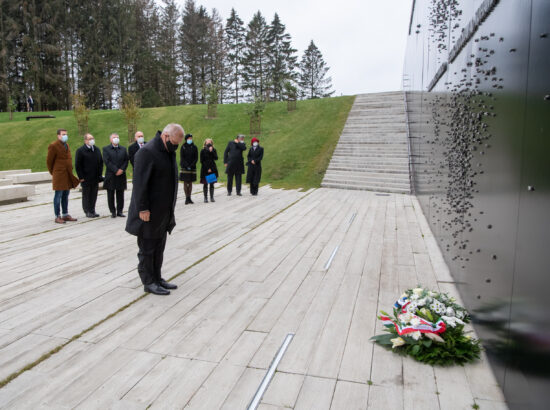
174;0;414;96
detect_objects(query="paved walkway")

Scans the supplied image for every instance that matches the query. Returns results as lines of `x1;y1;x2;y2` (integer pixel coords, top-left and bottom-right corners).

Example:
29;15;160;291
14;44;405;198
0;184;506;409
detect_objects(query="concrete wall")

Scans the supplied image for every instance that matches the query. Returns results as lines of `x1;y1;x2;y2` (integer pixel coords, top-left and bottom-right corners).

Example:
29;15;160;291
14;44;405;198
403;1;550;408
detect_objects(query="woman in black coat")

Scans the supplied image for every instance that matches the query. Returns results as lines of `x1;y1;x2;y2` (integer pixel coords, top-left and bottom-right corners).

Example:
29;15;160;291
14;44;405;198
200;138;219;203
246;137;264;196
179;133;198;204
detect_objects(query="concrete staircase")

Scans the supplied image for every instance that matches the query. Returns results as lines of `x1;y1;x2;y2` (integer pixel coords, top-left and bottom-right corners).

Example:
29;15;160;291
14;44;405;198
321;92;411;193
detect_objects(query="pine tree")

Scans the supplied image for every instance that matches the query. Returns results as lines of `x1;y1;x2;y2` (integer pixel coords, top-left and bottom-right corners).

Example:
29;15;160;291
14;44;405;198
298;40;334;99
225;8;245;103
266;13;297;101
206;8;228;103
242;11;268;100
158;0;180;106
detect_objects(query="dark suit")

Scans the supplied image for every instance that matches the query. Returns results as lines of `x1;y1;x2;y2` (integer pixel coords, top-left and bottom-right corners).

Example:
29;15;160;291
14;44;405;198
246;145;264;195
126;132;178;286
129;141;146;168
103;144;128;214
224;141;246;194
75;144;103;214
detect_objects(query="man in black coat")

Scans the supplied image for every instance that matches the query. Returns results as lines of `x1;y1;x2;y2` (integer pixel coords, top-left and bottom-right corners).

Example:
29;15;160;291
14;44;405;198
103;133;129;218
75;133;104;217
128;130;146;169
223;134;246;196
246;137;264;196
126;123;184;296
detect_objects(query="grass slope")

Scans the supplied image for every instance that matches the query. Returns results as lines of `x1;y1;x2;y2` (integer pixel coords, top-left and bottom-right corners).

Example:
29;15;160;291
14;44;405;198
0;96;354;189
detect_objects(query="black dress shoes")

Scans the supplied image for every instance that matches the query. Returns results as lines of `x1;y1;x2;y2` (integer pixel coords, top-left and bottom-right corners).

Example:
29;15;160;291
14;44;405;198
111;213;116;218
144;283;170;295
92;213;100;217
237;192;242;196
159;278;177;289
117;212;126;217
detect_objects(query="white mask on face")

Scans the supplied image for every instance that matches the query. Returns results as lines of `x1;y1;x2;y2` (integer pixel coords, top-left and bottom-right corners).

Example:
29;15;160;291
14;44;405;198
112;137;120;145
137;136;144;144
89;139;95;146
253;142;258;147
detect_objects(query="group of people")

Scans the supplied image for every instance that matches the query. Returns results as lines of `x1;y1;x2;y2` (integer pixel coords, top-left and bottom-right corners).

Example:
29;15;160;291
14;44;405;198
46;128;264;225
179;133;264;203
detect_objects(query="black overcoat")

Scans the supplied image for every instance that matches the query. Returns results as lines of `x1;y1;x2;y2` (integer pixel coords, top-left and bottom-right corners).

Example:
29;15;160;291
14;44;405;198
246;145;264;185
223;141;246;174
102;144;128;191
179;142;198;182
125;133;178;239
129;141;146;167
200;147;219;179
75;144;104;186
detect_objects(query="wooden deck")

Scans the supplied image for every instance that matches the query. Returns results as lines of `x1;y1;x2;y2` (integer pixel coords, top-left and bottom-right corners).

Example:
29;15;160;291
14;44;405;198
0;184;507;409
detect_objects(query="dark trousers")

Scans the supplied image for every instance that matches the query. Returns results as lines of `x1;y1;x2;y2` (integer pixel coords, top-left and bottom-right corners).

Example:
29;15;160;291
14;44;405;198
53;190;70;217
82;183;99;214
107;189;124;214
250;183;259;195
137;232;167;286
226;172;242;194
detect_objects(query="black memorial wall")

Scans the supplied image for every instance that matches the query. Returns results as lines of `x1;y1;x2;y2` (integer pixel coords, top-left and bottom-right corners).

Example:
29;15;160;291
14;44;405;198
403;1;550;408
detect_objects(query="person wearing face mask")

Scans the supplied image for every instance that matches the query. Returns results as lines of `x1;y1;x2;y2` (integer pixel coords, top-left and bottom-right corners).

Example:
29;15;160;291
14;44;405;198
246;137;264;196
102;133;129;218
223;134;246;196
128;131;146;169
75;133;104;217
126;124;185;296
200;138;219;203
179;133;198;204
47;128;81;224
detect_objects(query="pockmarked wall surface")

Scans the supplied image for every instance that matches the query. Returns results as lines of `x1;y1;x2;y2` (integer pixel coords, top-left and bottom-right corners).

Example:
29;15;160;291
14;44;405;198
403;1;550;408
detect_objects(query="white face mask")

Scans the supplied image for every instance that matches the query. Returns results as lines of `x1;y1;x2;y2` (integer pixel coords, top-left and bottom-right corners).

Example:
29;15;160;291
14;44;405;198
89;139;95;146
253;142;258;147
112;137;120;145
137;137;144;144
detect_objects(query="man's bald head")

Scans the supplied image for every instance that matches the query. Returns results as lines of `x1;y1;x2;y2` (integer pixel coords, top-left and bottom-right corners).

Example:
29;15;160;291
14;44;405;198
161;123;185;152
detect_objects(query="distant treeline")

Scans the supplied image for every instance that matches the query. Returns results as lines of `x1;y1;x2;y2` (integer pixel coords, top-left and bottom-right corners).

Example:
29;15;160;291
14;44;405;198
0;0;334;111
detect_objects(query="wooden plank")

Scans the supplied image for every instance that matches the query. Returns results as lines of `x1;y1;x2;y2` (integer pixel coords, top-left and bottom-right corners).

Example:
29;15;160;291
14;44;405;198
294;376;336;410
330;380;369;410
261;371;305;408
221;367;265;409
367;385;403;410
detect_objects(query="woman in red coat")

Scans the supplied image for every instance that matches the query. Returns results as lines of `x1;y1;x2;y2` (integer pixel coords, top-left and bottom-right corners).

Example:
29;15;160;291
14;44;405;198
46;128;80;224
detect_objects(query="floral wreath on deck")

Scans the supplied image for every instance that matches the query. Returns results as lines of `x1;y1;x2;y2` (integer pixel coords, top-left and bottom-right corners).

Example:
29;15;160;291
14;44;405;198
370;287;481;366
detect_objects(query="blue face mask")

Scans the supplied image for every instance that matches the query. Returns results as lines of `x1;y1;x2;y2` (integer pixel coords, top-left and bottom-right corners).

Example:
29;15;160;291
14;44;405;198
187;139;193;145
61;134;68;143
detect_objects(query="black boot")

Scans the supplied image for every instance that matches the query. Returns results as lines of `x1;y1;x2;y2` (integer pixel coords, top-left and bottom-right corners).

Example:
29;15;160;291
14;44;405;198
210;185;215;202
204;195;208;203
185;197;190;204
188;196;194;204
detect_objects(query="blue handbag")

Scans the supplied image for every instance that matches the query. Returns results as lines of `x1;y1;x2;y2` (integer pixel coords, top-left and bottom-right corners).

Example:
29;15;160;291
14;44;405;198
205;173;217;184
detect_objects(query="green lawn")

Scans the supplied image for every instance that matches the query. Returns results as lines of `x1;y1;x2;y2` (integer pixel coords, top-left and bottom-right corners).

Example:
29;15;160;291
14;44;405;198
0;97;354;189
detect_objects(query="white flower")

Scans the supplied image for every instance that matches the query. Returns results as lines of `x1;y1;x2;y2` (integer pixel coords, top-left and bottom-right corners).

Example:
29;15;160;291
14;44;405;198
399;313;413;323
446;307;455;317
428;291;437;297
413;288;424;296
410;293;419;300
424;332;445;343
409;331;422;341
417;298;426;307
441;316;465;328
456;310;465;320
410;317;421;327
391;337;406;348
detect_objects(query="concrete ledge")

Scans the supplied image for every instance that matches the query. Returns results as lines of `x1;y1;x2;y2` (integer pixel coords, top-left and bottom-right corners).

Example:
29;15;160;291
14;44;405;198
0;184;36;205
0;178;13;186
0;169;32;178
10;172;52;184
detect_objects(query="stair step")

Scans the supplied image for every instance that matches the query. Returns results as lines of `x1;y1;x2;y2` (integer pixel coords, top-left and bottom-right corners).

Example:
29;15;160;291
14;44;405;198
324;171;410;182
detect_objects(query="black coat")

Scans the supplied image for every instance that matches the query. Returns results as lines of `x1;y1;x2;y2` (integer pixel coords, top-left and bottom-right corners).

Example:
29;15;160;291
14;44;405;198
126;133;178;239
223;141;246;174
129;141;146;167
75;144;104;186
102;144;128;191
200;147;219;179
246;145;264;185
179;142;198;182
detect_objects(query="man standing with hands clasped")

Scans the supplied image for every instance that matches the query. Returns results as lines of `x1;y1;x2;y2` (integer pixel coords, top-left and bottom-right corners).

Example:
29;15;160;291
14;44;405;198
126;124;184;295
224;134;246;196
103;133;128;218
75;133;103;218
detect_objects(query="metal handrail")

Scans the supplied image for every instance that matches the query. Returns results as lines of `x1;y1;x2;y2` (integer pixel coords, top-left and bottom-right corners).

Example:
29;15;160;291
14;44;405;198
403;89;415;195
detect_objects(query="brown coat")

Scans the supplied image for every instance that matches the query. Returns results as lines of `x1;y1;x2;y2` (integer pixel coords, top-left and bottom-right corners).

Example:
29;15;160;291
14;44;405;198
47;139;80;191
